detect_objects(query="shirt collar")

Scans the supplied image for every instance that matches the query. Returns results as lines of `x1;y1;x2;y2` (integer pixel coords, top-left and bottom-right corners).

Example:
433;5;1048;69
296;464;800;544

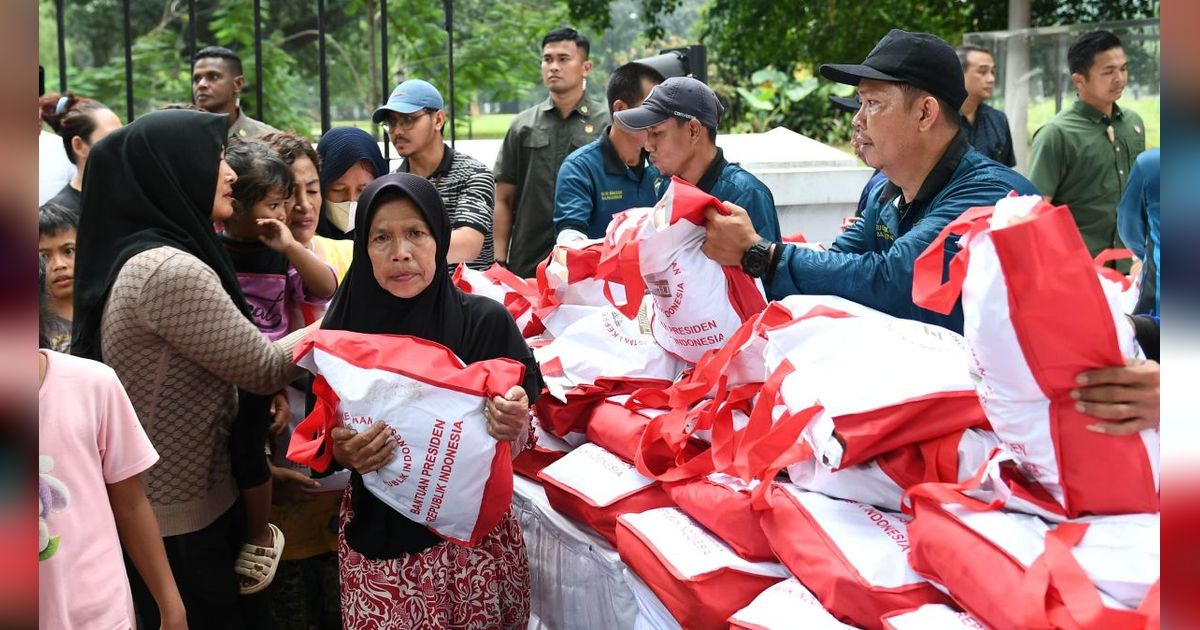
599;124;648;178
398;143;455;178
539;94;598;117
1072;99;1125;124
696;147;728;194
879;130;970;206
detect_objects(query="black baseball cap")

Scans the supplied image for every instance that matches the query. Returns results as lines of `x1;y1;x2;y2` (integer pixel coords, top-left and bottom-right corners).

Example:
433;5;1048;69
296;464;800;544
613;76;725;131
829;95;861;114
820;29;967;110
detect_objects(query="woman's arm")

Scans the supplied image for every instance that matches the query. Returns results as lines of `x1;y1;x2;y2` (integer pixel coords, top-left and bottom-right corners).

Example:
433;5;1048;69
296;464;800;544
108;475;187;629
136;250;306;394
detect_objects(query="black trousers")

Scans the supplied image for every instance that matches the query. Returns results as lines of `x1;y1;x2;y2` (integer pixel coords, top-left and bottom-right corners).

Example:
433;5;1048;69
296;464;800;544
126;500;271;629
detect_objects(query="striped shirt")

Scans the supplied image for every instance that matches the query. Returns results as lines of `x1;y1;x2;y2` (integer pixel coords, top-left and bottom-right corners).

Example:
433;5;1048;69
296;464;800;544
398;144;495;271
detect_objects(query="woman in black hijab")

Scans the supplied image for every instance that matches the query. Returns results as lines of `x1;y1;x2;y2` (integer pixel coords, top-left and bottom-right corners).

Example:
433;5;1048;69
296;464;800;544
315;127;388;240
323;173;542;629
71;109;308;629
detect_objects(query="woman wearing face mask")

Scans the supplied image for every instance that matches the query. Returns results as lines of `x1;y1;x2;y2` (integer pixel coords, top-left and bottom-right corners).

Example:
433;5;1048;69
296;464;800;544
71;109;311;629
315;127;388;241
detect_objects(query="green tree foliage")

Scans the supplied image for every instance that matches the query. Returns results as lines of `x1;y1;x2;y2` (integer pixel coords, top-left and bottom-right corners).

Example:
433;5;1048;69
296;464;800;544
40;0;575;138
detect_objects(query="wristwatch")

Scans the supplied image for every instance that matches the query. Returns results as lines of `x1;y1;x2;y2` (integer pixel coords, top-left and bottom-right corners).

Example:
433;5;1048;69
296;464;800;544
740;238;774;278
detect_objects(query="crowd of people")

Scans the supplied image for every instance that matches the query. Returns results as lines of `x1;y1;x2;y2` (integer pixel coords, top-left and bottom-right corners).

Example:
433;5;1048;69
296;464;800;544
38;23;1159;630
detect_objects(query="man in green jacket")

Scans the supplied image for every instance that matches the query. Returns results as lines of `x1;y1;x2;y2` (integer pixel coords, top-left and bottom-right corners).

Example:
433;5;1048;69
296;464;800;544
1027;30;1146;260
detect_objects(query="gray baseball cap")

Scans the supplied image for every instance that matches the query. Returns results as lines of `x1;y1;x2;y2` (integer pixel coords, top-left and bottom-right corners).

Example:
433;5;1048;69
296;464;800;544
613;76;725;131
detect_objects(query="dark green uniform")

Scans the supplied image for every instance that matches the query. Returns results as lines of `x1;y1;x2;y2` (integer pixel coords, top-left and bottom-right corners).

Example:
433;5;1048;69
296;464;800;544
494;95;608;278
1027;100;1145;257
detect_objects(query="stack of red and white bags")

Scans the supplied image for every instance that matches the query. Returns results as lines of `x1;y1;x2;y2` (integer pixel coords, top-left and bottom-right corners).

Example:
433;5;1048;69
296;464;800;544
459;181;1160;629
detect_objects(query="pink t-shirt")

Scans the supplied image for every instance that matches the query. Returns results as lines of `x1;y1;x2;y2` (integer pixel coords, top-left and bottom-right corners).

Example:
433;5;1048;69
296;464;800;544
38;350;159;630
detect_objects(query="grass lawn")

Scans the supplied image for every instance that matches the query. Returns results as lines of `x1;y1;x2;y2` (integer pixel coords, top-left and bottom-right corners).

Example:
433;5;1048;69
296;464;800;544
317;113;516;141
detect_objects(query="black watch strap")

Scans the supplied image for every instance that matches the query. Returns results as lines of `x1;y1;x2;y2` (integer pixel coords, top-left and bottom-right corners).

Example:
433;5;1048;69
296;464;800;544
740;238;774;278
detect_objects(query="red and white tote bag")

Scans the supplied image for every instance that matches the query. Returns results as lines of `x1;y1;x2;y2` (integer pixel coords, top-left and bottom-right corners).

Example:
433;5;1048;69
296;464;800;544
615;507;789;630
913;194;1159;516
287;330;523;546
511;411;573;480
762;312;986;470
585;396;660;463
787;429;1000;513
451;262;538;333
597;176;768;363
664;473;776;562
758;483;953;629
537;442;673;544
533;302;685;395
905;489;1160;629
729;577;857;630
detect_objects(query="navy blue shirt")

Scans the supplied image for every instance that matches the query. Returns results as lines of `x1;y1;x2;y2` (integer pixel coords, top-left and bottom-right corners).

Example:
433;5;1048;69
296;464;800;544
856;170;888;216
554;125;662;238
667;147;781;243
961;103;1016;167
767;132;1037;333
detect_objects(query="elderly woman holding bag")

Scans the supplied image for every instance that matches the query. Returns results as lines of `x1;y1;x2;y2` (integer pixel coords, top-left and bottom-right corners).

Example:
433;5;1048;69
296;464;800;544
318;173;542;629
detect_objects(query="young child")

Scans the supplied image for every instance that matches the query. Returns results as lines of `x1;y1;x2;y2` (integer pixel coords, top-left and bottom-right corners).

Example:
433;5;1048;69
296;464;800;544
220;138;338;594
39;349;187;629
38;202;79;353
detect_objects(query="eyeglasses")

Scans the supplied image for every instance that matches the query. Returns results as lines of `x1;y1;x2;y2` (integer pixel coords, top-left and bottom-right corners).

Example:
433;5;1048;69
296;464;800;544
382;110;431;131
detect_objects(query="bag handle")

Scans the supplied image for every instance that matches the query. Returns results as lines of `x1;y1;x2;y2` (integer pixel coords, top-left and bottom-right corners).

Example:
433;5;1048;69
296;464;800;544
911;204;996;315
632;404;716;481
901;448;1008;514
1093;248;1135;290
485;262;539;298
285;375;339;473
1022;522;1152;630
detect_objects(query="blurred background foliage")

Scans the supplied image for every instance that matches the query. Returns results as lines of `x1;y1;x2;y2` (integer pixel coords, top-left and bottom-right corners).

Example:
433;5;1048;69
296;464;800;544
40;0;1158;146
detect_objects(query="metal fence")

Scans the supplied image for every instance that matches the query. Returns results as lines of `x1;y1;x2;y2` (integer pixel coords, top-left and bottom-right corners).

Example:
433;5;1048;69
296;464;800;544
47;0;456;154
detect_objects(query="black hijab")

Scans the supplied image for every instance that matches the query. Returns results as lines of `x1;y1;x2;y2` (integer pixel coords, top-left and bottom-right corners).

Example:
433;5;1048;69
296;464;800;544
71;109;244;361
314;127;388;241
322;172;542;558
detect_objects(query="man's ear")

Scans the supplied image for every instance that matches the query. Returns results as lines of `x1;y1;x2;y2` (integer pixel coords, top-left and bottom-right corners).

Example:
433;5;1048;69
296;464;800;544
434;109;446;132
234;75;246;94
690;119;704;145
582;58;593;78
918;95;940;132
611;99;628;113
1070;71;1085;92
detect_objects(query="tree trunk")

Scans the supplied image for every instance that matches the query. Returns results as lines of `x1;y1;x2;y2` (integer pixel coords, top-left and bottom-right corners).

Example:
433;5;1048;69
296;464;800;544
1005;0;1031;172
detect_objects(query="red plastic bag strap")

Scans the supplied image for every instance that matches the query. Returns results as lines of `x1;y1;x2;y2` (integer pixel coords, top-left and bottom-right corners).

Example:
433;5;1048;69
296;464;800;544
1023;522;1152;630
633;405;715;481
901;448;1006;515
285;375;339;473
485;262;539;298
1093;248;1135;289
911;204;996;315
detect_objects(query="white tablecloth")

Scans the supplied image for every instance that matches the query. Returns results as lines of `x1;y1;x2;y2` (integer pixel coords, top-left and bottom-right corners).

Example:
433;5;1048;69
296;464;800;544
512;476;680;630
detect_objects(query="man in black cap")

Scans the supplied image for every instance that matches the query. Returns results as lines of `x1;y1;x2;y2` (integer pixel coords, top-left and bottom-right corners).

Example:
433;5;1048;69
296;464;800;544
614;76;782;243
830;95;887;220
702;29;1037;333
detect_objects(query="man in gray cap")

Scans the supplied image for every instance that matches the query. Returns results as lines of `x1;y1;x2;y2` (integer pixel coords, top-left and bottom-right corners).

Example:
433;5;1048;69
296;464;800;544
614;76;781;243
373;79;496;270
701;29;1037;334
